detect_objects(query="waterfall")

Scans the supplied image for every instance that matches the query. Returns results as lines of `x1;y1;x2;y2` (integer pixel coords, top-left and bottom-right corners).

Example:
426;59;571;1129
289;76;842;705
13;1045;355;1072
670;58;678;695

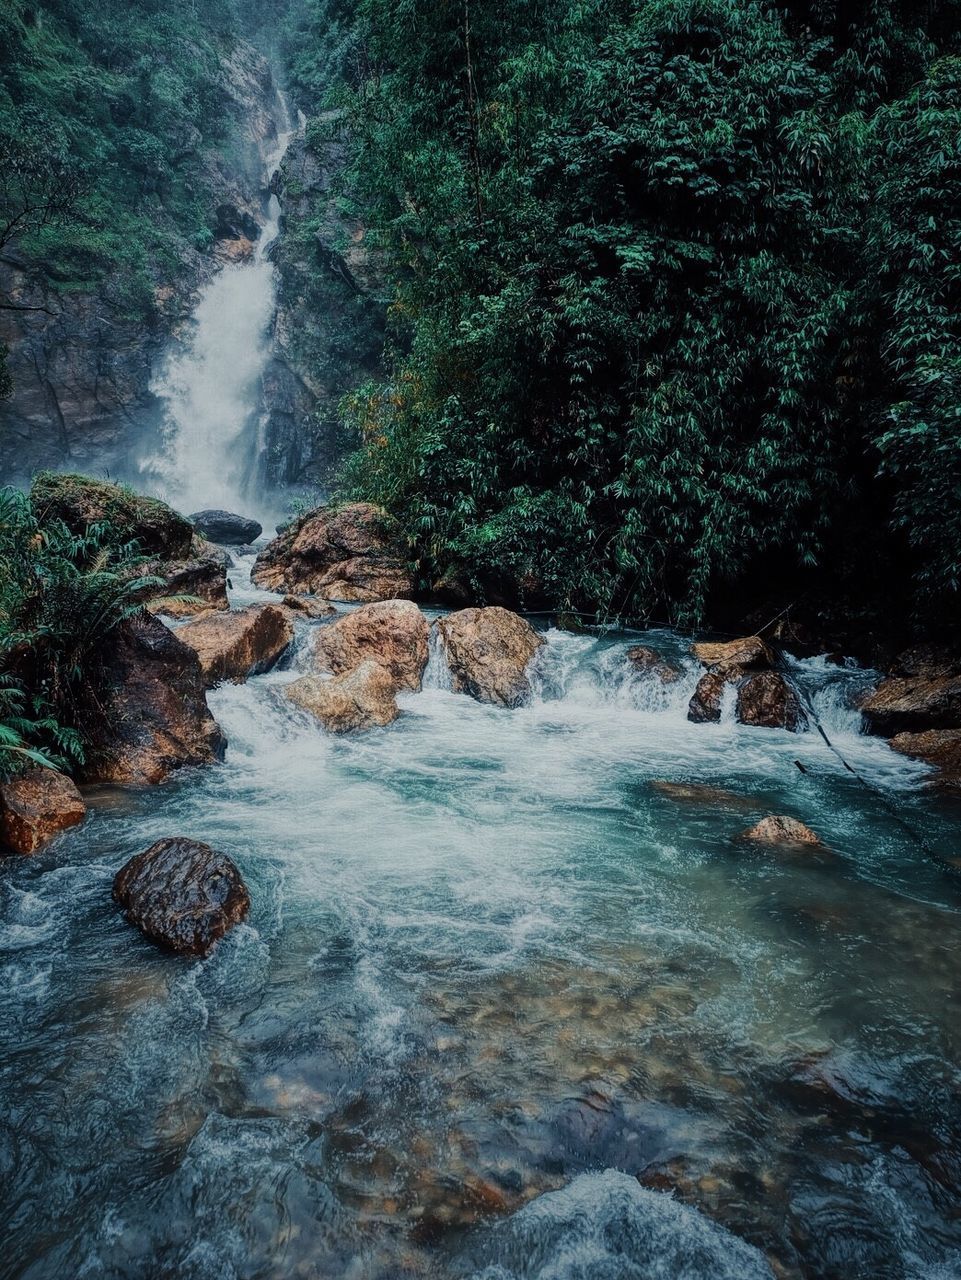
141;93;297;518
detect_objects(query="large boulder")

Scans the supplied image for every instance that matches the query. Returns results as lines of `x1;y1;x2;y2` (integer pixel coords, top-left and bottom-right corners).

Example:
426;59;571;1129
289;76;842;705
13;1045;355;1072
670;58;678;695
176;604;294;687
113;837;250;957
79;612;226;785
253;502;413;602
691;635;775;671
860;647;961;736
29;473;193;560
0;768;86;855
286;660;399;732
146;536;230;618
626;645;683;685
736;671;806;731
687;671;731;724
189;509;263;545
313;600;429;691
436;607;544;708
889;729;961;789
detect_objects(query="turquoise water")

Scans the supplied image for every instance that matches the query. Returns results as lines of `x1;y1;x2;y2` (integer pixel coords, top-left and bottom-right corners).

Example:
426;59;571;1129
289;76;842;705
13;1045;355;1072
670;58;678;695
2;573;961;1279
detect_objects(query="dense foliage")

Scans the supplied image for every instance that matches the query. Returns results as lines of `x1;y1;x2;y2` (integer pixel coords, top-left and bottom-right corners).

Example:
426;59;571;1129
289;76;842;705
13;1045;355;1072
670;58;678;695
283;0;961;633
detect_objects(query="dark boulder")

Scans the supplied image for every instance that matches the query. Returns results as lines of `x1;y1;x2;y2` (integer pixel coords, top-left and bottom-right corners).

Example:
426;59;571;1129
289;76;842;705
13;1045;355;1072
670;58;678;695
189;509;263;545
736;671;806;731
146;536;230;618
861;647;961;736
113;837;250;956
687;671;731;724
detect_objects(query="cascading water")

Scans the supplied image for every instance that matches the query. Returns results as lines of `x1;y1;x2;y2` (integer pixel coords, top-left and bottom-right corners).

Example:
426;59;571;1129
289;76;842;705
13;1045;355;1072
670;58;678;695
140;94;298;517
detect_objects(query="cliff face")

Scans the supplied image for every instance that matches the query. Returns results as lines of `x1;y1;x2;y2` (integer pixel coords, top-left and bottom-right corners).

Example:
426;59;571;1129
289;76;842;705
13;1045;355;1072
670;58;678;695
0;41;278;487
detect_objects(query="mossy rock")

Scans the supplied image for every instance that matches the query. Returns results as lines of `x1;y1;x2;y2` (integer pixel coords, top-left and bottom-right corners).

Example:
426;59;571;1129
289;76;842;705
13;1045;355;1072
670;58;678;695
29;473;193;560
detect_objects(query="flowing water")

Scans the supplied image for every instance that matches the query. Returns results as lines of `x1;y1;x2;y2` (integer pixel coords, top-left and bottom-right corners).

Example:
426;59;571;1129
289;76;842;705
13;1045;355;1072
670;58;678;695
140;98;297;517
2;564;961;1279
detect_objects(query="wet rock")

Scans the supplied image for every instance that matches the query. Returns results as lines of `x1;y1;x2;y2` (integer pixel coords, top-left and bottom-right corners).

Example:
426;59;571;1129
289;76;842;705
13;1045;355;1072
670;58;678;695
889;728;961;789
189;509;263;544
861;647;961;736
146;536;229;617
29;473;193;560
736;671;806;732
692;635;775;671
252;502;413;602
651;781;758;811
176;604;294;687
286;660;399;732
79;612;226;785
436;607;544;708
626;645;683;684
281;594;336;619
313;599;429;691
739;815;823;848
112;837;250;956
687;670;731;723
0;768;86;855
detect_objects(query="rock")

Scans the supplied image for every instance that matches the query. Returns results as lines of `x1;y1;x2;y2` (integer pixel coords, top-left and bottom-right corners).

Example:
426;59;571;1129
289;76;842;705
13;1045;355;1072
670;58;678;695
860;648;961;736
692;635;775;671
189;509;263;544
313;600;429;691
29;473;193;560
739;816;823;847
147;536;230;617
736;671;806;731
650;781;758;811
687;671;731;723
112;837;250;957
252;503;413;602
0;768;86;855
436;608;544;708
176;604;294;687
281;594;336;619
286;660;399;732
889;729;961;789
79;612;226;785
626;645;683;684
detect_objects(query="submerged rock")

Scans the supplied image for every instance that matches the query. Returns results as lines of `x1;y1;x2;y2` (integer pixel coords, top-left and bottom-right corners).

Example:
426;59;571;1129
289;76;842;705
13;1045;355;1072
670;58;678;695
739;815;823;848
253;502;413;602
626;645;683;684
736;671;806;731
286;660;399;732
0;768;86;855
651;781;758;811
146;536;229;617
112;837;250;957
436;607;544;708
79;612;226;785
692;635;775;671
313;599;429;691
29;472;193;560
176;604;293;687
189;509;263;544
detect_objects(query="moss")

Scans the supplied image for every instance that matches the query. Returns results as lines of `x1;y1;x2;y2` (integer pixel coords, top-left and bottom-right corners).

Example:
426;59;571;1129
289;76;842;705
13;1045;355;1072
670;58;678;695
29;473;194;560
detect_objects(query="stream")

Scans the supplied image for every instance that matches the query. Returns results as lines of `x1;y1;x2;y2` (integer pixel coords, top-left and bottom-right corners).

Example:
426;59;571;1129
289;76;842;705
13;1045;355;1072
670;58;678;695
2;558;961;1279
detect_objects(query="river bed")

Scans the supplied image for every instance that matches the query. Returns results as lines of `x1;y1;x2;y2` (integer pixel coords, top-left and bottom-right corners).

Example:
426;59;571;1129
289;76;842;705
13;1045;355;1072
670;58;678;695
2;566;961;1279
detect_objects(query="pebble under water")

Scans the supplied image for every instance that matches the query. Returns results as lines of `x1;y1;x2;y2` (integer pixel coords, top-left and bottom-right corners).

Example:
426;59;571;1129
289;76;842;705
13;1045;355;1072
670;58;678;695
2;562;961;1280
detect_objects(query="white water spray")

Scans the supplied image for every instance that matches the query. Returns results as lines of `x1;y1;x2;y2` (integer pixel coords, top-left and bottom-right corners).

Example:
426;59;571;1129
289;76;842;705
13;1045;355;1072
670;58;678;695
142;94;298;517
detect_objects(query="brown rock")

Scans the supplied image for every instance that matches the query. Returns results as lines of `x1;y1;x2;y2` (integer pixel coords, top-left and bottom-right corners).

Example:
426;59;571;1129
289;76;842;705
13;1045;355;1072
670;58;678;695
739;815;823;847
253;503;413;602
146;537;230;617
29;473;193;559
313;600;429;691
687;671;732;723
692;635;775;670
650;781;758;811
176;604;293;687
112;837;250;957
437;608;544;708
286;660;399;732
79;612;226;786
861;665;961;736
889;729;961;789
736;671;806;732
626;645;683;684
282;594;336;619
0;768;86;854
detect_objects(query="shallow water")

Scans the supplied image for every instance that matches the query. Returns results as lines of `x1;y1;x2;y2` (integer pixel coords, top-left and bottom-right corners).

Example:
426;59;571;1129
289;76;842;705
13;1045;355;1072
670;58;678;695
3;569;961;1280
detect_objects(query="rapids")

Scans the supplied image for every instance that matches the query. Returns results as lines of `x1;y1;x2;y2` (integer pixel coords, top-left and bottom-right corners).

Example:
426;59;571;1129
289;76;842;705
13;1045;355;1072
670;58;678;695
2;561;961;1279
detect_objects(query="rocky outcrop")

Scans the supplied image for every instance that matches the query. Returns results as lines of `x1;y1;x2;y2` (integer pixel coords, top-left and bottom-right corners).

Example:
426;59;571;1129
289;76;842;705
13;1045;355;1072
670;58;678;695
286;660;399;732
147;536;230;617
79;612;226;785
626;645;683;684
687;634;804;731
736;671;805;731
29;473;194;559
112;837;250;957
176;604;293;687
189;509;263;544
739;815;823;847
0;769;86;855
889;729;961;789
861;647;961;736
252;503;413;602
692;636;775;671
436;607;544;708
313;600;429;691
